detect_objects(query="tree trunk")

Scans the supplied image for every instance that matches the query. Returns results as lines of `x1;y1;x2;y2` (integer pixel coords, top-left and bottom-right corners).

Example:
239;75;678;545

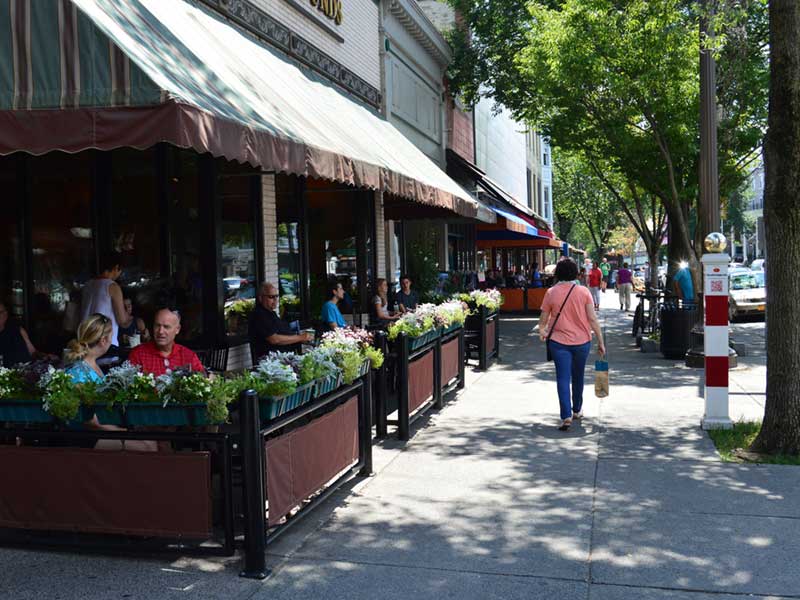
752;0;800;456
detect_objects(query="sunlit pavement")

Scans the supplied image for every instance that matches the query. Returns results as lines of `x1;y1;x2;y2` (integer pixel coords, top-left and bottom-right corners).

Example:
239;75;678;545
2;292;795;600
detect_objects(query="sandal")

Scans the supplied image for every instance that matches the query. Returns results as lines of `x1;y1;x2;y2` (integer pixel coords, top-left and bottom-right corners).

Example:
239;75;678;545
558;418;572;431
572;411;584;420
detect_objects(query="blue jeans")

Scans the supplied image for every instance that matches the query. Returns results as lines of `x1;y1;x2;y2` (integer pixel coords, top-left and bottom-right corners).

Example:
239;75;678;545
548;340;592;420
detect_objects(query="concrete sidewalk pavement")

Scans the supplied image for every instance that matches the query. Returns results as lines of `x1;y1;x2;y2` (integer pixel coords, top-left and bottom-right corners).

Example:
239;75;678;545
2;291;795;600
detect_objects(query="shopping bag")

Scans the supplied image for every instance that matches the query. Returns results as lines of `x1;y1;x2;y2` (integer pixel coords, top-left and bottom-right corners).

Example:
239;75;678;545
594;359;609;398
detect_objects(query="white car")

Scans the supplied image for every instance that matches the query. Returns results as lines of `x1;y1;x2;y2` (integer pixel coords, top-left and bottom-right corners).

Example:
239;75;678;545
749;259;766;272
729;271;765;320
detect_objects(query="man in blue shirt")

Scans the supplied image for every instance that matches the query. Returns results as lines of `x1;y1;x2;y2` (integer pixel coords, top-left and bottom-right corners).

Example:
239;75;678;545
321;281;347;330
673;265;695;302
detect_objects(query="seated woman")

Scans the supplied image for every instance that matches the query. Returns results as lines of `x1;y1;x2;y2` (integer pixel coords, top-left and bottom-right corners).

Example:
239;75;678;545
372;278;401;326
0;300;47;367
64;313;155;451
118;296;150;347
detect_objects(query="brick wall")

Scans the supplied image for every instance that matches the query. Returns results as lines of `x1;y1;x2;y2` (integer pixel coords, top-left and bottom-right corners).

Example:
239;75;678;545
448;98;474;163
261;174;279;284
254;0;380;89
375;191;386;278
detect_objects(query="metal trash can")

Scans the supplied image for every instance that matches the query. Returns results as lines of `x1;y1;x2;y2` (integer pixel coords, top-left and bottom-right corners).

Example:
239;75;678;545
659;301;698;359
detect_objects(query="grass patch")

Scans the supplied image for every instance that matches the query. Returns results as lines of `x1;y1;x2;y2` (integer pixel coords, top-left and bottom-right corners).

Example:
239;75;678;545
708;421;800;465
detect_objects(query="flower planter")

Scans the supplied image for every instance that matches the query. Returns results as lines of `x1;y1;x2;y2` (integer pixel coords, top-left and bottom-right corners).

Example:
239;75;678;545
0;399;53;424
260;383;314;422
125;403;210;427
358;360;371;378
409;328;439;352
80;404;124;425
442;323;463;336
313;374;342;399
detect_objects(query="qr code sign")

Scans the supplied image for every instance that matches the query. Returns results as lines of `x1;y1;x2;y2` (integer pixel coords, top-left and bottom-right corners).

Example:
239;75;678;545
710;280;724;293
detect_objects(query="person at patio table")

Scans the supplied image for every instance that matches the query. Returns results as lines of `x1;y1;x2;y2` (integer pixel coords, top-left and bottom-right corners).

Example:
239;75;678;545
321;280;347;330
80;252;133;354
63;314;157;451
372;278;401;325
128;308;204;376
0;300;38;367
396;275;418;313
249;283;313;362
539;258;605;431
118;296;150;347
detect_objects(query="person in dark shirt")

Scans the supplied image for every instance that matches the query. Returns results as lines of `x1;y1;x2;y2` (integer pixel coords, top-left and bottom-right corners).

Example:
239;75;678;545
0;300;57;367
396;274;419;313
249;283;313;362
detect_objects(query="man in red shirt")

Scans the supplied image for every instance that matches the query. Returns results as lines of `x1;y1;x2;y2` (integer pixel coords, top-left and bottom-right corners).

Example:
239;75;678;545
588;262;603;311
129;308;204;376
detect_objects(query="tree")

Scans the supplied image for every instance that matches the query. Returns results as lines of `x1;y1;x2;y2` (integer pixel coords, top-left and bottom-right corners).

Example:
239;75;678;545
552;151;620;258
751;1;800;456
448;0;768;291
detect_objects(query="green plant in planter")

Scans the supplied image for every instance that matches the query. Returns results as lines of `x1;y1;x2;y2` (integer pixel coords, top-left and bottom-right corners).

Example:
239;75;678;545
363;345;384;370
224;298;255;318
39;367;82;421
0;366;26;399
98;362;157;407
250;357;299;397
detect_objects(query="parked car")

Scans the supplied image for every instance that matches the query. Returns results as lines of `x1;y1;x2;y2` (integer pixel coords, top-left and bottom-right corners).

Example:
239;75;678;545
749;258;766;272
729;271;765;321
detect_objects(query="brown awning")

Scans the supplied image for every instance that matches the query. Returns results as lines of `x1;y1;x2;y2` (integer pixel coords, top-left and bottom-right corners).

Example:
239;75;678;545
0;0;490;222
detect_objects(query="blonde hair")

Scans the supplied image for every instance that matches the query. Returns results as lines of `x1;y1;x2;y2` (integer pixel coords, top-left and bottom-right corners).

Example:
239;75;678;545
65;314;112;363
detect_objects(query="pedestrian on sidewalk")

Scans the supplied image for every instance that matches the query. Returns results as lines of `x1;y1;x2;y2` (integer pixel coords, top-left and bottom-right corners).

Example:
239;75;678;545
588;261;603;310
539;258;606;431
616;262;633;311
600;258;610;292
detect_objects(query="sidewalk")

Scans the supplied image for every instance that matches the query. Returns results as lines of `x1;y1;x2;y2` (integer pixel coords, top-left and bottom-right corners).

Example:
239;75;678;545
2;293;796;600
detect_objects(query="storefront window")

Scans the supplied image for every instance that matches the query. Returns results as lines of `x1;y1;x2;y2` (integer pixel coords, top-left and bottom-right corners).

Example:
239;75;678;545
0;156;24;321
276;175;303;322
306;180;375;320
28;152;94;352
219;161;257;338
111;148;162;326
166;149;204;342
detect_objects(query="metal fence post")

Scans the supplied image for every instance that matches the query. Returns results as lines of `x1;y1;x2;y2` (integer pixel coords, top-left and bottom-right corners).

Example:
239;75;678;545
479;306;488;371
374;331;388;439
494;312;500;361
239;389;268;580
433;332;443;409
359;375;374;476
457;327;466;390
398;333;410;441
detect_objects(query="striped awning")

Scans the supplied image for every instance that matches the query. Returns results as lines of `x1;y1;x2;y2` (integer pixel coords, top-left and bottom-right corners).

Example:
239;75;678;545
0;0;490;222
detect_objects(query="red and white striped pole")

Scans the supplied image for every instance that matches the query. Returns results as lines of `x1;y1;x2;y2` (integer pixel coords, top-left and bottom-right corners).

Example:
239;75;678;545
701;233;733;430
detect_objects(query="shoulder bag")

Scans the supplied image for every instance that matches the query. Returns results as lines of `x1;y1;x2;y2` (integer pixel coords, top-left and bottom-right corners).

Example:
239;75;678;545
545;284;577;361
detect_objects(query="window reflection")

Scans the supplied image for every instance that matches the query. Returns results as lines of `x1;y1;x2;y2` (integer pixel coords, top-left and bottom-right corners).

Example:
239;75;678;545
276;174;303;322
111;148;162;327
219;161;257;338
166;148;204;342
28;152;94;353
0;155;24;321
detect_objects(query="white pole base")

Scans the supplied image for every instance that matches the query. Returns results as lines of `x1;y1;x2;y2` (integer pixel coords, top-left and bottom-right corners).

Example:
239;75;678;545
702;416;733;430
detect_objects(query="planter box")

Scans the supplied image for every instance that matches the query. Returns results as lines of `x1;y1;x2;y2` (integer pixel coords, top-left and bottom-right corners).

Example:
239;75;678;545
260;383;314;422
358;359;370;378
442;323;463;337
313;374;342;399
80;404;124;425
0;399;53;424
409;328;439;352
125;403;210;427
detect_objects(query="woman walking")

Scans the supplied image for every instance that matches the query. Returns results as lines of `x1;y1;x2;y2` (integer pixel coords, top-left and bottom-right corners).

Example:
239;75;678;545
539;258;606;430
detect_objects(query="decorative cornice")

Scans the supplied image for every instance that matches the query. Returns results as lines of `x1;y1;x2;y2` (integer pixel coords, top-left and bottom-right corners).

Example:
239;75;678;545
197;0;381;107
387;0;451;67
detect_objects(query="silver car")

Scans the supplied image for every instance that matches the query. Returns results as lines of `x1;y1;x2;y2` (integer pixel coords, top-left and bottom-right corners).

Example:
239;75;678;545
729;271;766;320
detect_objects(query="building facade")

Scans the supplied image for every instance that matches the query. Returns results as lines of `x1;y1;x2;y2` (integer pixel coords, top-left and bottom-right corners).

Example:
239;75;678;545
0;0;484;367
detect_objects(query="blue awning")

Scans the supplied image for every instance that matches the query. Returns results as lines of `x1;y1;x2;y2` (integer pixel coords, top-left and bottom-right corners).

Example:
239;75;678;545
491;207;539;237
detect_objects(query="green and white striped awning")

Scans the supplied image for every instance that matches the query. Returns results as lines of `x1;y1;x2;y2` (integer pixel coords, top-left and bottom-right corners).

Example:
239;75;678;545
0;0;493;222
